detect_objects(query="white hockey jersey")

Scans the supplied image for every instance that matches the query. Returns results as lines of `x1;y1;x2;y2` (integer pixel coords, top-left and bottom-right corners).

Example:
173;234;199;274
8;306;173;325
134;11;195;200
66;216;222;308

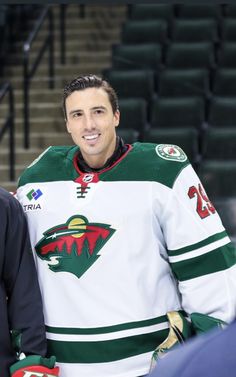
17;143;236;377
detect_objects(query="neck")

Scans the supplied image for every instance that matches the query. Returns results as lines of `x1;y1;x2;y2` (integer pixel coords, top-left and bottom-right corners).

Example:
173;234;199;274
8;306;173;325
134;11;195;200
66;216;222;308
77;136;128;172
84;154;113;169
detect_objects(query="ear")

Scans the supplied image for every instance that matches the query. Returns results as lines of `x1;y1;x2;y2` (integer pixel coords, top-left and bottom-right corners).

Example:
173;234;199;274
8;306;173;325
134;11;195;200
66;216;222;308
66;120;71;133
114;110;120;128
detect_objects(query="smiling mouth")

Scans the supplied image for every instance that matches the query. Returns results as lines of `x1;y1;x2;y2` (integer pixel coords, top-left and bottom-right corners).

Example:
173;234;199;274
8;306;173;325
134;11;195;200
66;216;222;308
83;133;100;141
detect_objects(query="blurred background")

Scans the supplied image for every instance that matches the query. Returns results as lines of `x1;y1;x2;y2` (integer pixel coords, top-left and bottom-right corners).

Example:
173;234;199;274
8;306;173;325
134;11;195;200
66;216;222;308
1;4;236;242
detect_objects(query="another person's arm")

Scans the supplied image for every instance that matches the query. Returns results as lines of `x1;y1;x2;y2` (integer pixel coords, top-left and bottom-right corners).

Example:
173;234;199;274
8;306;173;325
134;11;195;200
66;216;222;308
1;189;59;376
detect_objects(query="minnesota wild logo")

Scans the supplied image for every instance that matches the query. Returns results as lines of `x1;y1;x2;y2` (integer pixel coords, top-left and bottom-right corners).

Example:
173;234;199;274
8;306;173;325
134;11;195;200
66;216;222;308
156;144;187;162
35;215;116;278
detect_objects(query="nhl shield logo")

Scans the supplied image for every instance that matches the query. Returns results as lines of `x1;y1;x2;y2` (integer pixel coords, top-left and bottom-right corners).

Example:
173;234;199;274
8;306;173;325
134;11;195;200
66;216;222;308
35;215;116;278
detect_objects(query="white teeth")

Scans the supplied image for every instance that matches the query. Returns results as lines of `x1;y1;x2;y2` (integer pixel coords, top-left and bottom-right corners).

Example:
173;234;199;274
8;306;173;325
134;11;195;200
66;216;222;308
84;134;98;140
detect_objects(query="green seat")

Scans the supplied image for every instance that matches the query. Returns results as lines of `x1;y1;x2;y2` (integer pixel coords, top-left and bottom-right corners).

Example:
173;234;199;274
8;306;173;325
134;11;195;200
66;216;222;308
203;127;236;160
212;69;236;96
121;20;168;45
111;43;163;71
143;127;199;167
166;42;216;70
151;96;205;130
171;19;218;43
221;18;236;41
208;96;236;127
213;197;236;242
224;4;236;17
116;129;139;144
129;4;174;23
177;4;222;21
217;42;236;68
199;161;236;199
103;69;155;104
118;98;148;141
158;68;210;99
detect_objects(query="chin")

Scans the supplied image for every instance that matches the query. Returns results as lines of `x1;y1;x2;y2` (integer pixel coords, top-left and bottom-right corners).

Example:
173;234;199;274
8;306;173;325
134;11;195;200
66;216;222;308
83;147;102;156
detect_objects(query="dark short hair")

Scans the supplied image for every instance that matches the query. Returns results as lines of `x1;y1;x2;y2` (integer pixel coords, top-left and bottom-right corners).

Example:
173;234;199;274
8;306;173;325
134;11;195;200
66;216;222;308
62;74;119;119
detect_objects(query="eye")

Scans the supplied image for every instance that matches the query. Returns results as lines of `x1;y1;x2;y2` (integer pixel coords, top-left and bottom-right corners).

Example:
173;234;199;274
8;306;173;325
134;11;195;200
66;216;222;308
94;108;105;115
72;111;82;118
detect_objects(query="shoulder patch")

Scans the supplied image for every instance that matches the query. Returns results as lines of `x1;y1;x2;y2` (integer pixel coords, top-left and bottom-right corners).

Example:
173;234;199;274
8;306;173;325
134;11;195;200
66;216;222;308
155;144;187;162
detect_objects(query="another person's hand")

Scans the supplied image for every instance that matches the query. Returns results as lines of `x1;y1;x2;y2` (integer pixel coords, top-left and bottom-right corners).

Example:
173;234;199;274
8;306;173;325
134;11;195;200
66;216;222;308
10;355;59;377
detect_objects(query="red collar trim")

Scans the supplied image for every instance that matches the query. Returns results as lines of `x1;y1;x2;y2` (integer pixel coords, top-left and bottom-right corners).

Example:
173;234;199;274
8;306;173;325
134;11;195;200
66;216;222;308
73;144;132;178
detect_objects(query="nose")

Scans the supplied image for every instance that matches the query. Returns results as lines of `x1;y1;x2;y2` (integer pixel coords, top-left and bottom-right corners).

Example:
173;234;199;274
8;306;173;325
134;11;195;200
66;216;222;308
84;114;95;131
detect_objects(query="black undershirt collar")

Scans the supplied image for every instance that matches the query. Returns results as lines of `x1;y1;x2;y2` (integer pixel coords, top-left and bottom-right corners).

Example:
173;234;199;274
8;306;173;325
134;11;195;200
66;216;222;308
77;136;128;173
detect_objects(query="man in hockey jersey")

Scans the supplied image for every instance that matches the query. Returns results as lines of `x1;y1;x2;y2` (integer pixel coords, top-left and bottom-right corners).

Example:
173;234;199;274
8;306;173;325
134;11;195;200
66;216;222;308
16;74;236;377
0;187;59;377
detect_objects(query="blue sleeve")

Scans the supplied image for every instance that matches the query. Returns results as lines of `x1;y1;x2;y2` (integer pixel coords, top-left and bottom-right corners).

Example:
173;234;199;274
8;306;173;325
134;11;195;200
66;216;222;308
0;189;47;376
150;321;236;377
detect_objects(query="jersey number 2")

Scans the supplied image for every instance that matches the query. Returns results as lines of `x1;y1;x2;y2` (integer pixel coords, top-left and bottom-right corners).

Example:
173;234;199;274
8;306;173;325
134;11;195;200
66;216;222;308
188;184;216;219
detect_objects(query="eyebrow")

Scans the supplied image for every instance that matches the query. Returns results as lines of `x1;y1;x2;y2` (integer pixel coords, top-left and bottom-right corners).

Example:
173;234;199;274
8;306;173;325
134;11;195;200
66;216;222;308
69;109;81;116
92;106;107;111
68;106;107;116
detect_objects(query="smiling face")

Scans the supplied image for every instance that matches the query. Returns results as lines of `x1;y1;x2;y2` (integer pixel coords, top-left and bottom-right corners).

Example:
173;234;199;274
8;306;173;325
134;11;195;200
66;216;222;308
65;87;120;169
